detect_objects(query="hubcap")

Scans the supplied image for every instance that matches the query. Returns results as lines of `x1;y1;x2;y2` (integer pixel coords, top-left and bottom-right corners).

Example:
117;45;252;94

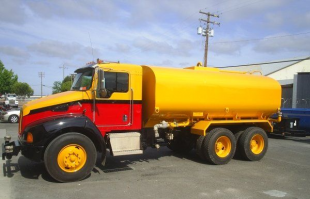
215;136;232;158
11;116;18;123
250;134;264;154
57;144;87;172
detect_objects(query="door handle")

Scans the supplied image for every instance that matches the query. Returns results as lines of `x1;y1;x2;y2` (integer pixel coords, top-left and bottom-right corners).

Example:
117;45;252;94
123;115;128;122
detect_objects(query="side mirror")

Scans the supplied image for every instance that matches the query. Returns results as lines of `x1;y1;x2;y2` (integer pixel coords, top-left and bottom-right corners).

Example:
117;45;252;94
98;69;104;89
98;69;107;98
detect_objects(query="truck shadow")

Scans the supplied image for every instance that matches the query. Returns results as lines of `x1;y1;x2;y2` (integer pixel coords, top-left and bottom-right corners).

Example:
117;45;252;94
95;147;213;174
17;157;57;182
4;147;230;182
2;156;58;182
95;148;177;173
3;148;177;182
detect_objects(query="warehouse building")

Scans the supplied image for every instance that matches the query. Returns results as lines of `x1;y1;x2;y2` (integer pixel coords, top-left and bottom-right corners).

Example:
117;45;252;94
220;56;310;108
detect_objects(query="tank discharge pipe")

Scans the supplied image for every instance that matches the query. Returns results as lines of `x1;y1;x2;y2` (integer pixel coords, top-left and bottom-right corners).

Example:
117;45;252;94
154;121;169;137
269;108;282;123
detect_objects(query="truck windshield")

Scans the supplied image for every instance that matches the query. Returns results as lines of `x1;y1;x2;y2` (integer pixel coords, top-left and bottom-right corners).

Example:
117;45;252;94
71;69;94;91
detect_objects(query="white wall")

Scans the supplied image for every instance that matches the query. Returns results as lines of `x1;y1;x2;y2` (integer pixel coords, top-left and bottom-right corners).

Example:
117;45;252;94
268;60;310;80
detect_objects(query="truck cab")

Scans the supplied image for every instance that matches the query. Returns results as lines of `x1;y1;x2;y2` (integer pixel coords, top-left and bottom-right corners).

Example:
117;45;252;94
3;61;143;182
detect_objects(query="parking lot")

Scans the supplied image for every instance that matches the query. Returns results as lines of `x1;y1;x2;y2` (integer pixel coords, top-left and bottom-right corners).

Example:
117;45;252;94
1;122;310;199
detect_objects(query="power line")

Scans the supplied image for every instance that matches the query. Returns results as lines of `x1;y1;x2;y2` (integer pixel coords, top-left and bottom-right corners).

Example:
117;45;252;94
43;85;53;88
219;57;310;68
170;0;228;29
138;1;252;51
201;0;230;12
156;0;270;49
210;31;310;44
154;1;230;40
177;0;257;30
218;0;263;14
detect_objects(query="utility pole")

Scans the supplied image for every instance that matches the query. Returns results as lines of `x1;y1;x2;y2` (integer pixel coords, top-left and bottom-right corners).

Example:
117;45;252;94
38;72;45;97
198;11;220;67
59;64;68;80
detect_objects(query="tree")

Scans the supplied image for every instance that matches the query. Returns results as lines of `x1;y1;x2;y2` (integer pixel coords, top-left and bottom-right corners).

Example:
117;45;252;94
52;81;62;94
12;82;34;97
61;81;72;92
52;75;73;94
0;60;18;94
62;76;71;84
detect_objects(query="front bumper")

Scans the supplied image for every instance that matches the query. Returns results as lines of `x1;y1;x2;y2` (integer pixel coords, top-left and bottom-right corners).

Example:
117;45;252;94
2;137;44;162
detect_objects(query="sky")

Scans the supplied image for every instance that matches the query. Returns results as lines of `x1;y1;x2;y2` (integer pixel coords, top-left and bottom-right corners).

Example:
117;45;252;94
0;0;309;95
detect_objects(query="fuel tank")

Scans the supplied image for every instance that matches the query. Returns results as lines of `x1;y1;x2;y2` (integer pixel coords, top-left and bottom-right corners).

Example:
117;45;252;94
142;65;281;127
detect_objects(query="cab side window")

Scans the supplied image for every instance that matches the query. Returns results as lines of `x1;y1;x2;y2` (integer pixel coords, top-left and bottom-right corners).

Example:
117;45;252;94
105;72;129;93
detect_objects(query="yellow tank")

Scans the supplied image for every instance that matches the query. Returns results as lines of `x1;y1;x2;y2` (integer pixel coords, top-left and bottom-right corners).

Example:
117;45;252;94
142;65;281;128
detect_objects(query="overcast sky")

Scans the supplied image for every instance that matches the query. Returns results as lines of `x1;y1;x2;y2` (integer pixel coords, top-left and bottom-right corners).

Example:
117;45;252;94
0;0;309;95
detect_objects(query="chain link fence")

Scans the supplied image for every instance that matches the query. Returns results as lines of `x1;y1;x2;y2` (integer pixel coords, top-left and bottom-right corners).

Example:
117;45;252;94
281;98;310;108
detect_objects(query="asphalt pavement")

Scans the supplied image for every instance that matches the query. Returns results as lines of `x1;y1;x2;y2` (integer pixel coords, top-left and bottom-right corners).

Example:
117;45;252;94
1;122;310;199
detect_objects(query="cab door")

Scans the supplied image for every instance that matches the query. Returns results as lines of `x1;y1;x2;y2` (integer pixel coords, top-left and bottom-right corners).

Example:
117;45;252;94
94;70;132;127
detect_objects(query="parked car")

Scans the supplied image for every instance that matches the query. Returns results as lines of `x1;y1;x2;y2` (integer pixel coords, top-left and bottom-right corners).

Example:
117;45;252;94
0;108;20;123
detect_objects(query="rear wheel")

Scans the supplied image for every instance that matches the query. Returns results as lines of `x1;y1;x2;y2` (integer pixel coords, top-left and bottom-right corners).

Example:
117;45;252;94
8;115;19;123
202;128;236;165
44;133;97;182
238;127;268;161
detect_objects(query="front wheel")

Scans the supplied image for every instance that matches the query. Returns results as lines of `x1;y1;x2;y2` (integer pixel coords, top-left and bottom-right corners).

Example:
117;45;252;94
44;133;97;182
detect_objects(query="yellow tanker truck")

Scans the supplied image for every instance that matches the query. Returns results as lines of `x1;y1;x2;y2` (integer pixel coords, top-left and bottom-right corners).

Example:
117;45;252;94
2;60;281;182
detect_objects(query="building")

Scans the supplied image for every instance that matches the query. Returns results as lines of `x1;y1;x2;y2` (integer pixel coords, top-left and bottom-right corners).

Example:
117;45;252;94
219;56;310;108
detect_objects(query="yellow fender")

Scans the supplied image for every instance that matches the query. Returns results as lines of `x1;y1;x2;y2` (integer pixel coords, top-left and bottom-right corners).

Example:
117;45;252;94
191;119;274;136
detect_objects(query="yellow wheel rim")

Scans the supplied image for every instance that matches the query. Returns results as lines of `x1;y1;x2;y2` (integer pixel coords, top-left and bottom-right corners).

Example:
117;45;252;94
215;136;231;158
57;144;87;172
250;134;264;155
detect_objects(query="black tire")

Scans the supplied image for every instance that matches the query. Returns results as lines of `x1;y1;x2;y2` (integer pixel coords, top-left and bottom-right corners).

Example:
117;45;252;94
202;128;236;165
238;127;268;161
44;133;97;182
233;131;244;158
8;115;19;123
196;135;206;160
